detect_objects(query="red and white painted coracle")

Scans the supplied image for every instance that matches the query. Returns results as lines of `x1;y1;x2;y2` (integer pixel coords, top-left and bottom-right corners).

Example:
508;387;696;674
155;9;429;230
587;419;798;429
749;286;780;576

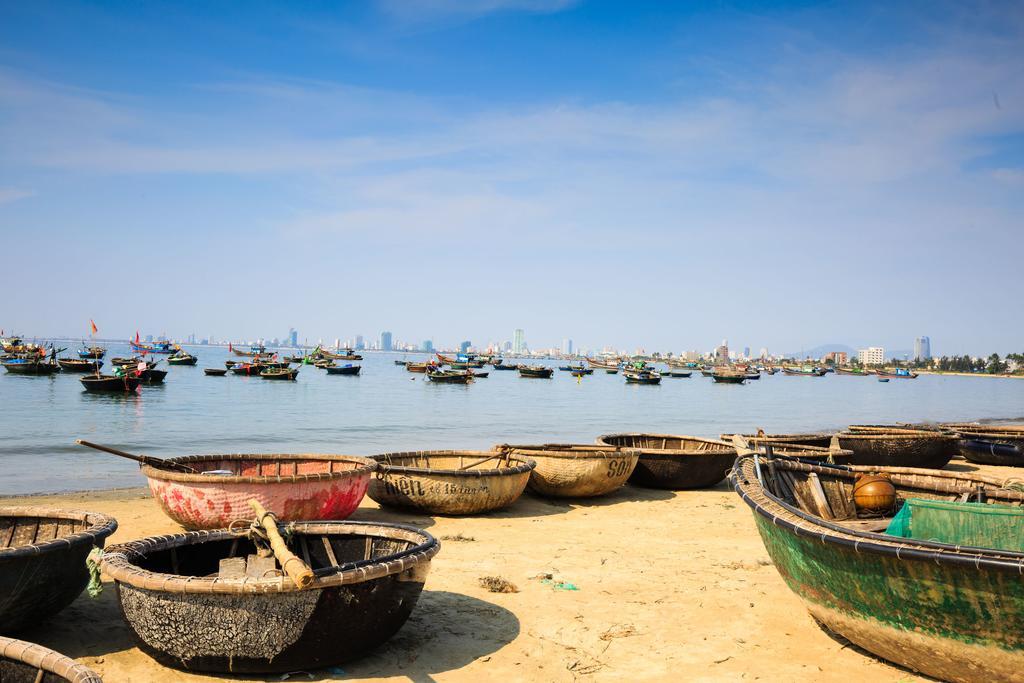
142;454;376;530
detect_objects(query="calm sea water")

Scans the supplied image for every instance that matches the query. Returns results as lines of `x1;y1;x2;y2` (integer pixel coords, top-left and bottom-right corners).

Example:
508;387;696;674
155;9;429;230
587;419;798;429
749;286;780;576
2;345;1023;494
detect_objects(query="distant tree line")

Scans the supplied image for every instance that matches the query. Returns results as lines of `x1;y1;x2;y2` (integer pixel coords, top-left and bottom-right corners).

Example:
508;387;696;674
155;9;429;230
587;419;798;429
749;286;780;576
908;353;1024;375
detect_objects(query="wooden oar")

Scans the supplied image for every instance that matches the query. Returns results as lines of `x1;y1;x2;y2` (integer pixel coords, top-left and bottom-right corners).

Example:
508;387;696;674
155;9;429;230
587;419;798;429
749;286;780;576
75;439;199;473
249;500;314;589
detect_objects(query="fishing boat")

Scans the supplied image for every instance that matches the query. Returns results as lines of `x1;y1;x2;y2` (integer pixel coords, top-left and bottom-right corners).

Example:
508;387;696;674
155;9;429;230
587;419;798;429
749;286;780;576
111;356;156;368
493;363;519;371
878;377;890;382
130;338;175;354
57;357;103;372
1;358;60;375
203;368;227;376
731;453;1024;682
324;364;361;375
699;367;715;377
666;370;691;378
369;451;535;514
405;362;436;373
394;359;408;366
73;441;377;530
782;366;827;376
495;444;639;498
137;367;168;384
711;369;746;384
0;506;117;632
876;367;918;379
80;374;142;392
596;434;737;489
518;365;554;378
623;369;661;384
836;366;870;376
166;350;198;365
229;362;264;376
426;369;473;383
231;343;267;357
587;357;621;370
0;637;102;682
321;348;363;361
744;372;760;380
261;367;299;380
836;428;957;468
955;429;1024;466
98;519;438;673
605;368;618;374
77;345;106;359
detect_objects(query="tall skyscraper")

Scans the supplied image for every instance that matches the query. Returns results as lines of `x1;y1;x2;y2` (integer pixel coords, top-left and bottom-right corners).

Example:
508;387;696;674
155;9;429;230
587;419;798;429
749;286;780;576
914;336;931;361
561;338;573;355
354;335;364;350
513;329;525;354
459;340;471;354
380;331;393;352
288;328;298;347
422;339;433;353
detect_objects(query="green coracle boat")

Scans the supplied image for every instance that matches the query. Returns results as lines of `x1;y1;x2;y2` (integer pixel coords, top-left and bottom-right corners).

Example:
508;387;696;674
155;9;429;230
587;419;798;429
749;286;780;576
731;453;1024;682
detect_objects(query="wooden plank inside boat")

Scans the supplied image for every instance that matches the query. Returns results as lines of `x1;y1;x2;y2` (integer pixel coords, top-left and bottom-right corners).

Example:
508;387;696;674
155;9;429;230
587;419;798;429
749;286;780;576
0;519;16;548
10;519;40;548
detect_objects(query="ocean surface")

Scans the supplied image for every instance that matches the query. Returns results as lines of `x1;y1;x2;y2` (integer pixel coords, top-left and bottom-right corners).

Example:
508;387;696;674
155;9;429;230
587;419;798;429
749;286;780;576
2;345;1023;494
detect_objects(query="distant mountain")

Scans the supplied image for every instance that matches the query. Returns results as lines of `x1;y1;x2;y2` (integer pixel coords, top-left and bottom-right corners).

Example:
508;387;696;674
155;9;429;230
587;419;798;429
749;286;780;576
785;343;856;359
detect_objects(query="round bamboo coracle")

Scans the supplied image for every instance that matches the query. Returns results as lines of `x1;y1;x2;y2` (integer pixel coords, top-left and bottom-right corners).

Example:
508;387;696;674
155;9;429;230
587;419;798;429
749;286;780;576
720;432;835;449
368;451;535;515
0;507;118;633
596;434;737;489
495;444;639;498
0;636;102;683
836;429;958;469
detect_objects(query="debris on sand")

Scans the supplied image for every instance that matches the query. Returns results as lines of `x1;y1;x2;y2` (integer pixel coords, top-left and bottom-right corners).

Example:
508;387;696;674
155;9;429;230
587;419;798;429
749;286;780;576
479;576;519;593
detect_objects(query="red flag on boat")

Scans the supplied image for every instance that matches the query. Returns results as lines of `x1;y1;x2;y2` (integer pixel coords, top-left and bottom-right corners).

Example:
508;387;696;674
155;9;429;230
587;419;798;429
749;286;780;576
135;331;140;345
228;342;233;352
90;319;98;334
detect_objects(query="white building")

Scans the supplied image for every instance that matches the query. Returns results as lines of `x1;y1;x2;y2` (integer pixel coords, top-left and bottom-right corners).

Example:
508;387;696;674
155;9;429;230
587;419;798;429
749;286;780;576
513;329;525;354
858;347;885;365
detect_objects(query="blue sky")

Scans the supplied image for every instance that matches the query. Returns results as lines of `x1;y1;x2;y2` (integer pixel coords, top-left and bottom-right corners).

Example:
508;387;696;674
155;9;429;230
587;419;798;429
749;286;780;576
1;1;1022;355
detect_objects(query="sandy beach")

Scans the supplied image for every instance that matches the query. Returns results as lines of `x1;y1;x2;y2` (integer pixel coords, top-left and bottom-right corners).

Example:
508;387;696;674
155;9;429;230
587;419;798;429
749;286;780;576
15;461;1020;683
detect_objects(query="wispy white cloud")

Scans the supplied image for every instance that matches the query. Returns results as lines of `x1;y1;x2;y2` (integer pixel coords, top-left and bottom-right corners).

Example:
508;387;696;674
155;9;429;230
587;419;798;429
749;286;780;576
0;188;33;205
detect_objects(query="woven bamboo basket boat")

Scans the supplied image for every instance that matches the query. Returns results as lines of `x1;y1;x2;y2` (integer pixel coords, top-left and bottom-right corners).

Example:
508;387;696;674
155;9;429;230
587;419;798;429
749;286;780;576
719;432;835;449
141;454;376;530
494;444;639;498
766;442;856;464
731;454;1024;682
846;424;955;434
596;434;737;489
100;521;439;674
368;451;535;515
0;507;117;633
956;429;1024;466
836;429;957;468
0;637;102;682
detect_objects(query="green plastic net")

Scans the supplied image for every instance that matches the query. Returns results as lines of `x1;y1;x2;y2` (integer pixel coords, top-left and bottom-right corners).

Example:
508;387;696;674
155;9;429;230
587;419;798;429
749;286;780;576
886;498;1024;552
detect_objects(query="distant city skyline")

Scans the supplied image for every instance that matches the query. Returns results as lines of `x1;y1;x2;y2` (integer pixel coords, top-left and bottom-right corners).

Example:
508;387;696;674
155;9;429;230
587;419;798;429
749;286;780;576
1;2;1021;354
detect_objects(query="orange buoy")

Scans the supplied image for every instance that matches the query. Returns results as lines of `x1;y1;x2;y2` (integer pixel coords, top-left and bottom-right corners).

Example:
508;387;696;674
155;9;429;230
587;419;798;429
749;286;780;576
853;474;897;514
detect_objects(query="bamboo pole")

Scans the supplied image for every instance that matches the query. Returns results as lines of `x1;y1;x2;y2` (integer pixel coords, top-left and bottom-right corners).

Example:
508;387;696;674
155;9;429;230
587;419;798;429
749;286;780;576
248;500;314;589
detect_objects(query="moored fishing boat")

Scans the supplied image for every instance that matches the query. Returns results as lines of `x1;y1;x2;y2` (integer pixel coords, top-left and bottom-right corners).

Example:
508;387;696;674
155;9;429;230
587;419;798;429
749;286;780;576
711;369;746;384
0;506;117;632
836;366;870;376
324;364;361;375
321;348;362;360
405;362;436;373
623;369;661;384
876;367;918;379
131;338;174;354
261;367;298;380
1;358;60;375
57;357;103;372
781;366;827;376
137;367;168;384
518;365;553;378
731;453;1024;682
166;350;198;365
493;363;518;370
98;520;439;673
229;362;265;376
203;368;227;376
369;451;535;514
836;428;957;468
596;434;737;489
426;369;473;383
495;443;639;497
231;343;267;357
80;373;142;392
77;345;106;359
